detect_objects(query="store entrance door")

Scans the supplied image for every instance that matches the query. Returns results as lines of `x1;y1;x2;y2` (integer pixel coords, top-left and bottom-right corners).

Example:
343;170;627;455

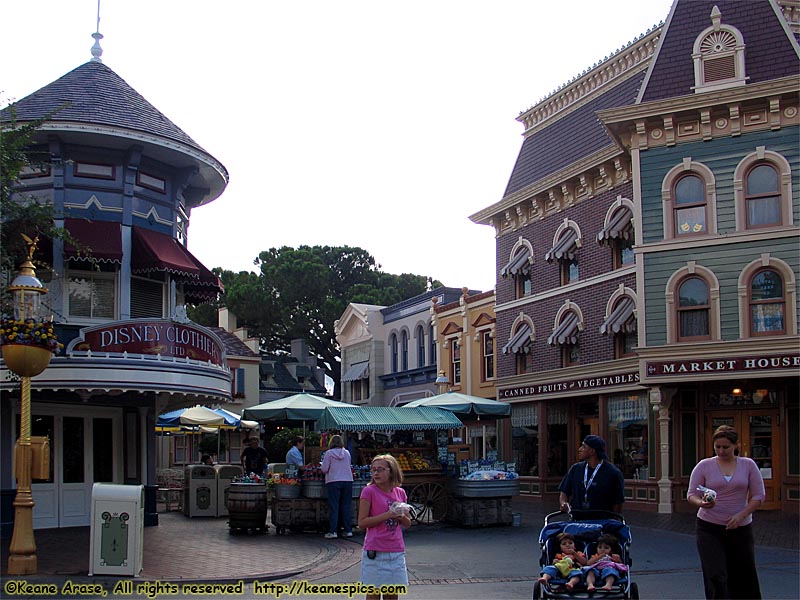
706;410;780;510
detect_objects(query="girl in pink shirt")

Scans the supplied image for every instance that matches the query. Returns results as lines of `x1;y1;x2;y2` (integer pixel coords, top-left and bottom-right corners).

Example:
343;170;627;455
358;454;411;600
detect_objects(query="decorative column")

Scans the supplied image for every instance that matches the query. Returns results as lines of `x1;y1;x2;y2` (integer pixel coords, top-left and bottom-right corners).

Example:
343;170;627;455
649;386;674;514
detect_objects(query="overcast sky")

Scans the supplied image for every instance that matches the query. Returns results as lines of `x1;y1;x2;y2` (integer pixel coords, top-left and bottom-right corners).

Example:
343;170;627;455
2;0;674;292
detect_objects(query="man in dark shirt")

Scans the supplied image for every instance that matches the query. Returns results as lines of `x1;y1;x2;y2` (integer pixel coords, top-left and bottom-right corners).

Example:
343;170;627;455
240;437;268;475
558;435;624;514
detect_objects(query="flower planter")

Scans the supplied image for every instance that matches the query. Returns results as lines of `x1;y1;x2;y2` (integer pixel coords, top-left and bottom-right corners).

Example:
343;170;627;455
2;344;52;377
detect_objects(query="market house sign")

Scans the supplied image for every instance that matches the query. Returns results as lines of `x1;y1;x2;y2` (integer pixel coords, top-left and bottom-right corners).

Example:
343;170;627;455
499;371;640;399
646;354;799;377
67;319;224;365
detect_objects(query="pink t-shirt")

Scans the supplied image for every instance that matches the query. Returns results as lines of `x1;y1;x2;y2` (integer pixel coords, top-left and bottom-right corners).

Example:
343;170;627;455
360;484;407;552
687;456;765;526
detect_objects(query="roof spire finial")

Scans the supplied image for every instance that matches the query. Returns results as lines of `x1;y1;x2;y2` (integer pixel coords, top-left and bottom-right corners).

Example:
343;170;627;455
90;0;103;62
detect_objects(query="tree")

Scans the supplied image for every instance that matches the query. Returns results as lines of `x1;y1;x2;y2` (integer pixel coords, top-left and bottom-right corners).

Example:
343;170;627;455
218;245;440;398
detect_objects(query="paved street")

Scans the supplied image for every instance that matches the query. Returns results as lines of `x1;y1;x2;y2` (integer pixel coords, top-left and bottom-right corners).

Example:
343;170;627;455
2;497;797;600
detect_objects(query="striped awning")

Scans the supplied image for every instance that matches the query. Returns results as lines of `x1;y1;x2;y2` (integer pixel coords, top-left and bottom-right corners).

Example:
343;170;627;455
600;297;636;335
547;312;580;346
500;248;531;277
341;361;369;382
317;406;463;431
502;324;533;354
545;229;579;262
597;207;634;246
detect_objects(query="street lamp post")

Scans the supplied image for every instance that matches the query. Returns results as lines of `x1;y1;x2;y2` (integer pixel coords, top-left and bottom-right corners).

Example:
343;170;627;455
3;236;51;575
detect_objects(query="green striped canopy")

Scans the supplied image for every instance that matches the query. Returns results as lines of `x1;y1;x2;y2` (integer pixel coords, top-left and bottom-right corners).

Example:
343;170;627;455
317;406;463;431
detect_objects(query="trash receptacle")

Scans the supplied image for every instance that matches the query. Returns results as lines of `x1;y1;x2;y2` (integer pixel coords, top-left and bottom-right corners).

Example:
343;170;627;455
215;464;243;517
184;465;217;517
89;483;144;576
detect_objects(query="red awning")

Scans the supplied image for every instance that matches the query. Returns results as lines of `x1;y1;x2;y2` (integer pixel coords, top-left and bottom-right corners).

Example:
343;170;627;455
64;218;123;263
131;227;200;278
131;226;223;302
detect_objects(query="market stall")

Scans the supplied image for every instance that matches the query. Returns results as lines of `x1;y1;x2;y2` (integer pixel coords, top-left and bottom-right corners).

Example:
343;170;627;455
316;405;463;524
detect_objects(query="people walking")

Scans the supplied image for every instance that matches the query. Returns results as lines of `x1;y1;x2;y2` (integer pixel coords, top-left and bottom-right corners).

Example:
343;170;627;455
558;435;625;513
688;425;765;599
358;454;411;600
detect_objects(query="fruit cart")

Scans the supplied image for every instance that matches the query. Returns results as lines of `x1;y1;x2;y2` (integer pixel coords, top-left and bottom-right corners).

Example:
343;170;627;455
317;405;464;525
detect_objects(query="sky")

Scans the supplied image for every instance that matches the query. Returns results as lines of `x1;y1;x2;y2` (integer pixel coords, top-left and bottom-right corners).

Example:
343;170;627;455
2;0;675;292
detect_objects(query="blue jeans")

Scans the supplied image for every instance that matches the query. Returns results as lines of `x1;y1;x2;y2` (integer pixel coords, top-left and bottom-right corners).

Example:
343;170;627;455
326;481;353;534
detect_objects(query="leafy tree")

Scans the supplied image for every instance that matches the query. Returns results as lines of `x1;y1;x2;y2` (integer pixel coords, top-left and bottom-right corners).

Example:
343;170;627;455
217;245;440;398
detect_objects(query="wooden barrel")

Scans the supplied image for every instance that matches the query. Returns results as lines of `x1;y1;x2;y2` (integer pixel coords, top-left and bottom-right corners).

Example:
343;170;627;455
227;483;268;530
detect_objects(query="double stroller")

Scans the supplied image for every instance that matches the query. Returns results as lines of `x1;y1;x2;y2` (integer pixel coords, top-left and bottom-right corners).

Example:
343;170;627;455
533;509;639;599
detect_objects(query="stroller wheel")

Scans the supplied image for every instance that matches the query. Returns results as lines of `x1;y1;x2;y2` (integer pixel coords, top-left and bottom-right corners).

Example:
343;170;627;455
533;581;543;599
628;582;640;600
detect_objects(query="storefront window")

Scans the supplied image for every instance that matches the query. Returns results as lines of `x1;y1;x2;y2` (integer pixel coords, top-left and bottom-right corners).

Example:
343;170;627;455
547;401;569;477
608;394;648;479
512;404;538;476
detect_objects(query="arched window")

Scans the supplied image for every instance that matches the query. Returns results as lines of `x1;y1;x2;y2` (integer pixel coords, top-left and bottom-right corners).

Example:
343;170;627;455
501;238;533;299
749;270;785;336
674;174;707;236
390;333;398;373
692;7;746;94
745;164;781;228
416;325;425;368
401;330;408;371
677;277;710;341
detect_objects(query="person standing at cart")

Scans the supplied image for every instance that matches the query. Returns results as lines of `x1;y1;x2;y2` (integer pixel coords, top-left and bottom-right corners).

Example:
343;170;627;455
358;454;411;600
240;436;268;476
286;436;305;468
558;435;624;513
321;434;354;538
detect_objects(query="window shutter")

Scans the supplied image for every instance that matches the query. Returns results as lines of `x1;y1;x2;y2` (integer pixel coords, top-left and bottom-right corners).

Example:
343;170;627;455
703;54;735;82
131;278;164;318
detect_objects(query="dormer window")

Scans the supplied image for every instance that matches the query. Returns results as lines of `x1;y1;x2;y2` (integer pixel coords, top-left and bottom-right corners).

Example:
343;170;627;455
692;6;746;93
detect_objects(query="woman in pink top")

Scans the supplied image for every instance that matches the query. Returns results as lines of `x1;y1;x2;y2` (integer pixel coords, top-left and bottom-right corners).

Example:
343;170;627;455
358;454;411;600
688;425;765;599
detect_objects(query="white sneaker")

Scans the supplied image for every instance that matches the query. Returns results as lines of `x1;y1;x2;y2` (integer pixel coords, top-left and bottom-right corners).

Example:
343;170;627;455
324;532;337;539
343;532;353;537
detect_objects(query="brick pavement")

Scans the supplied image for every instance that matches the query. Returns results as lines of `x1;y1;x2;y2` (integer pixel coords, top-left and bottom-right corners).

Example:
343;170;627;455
1;496;796;582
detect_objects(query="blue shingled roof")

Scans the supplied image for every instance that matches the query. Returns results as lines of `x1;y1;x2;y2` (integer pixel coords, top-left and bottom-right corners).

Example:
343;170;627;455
503;72;645;198
639;0;800;104
1;61;212;158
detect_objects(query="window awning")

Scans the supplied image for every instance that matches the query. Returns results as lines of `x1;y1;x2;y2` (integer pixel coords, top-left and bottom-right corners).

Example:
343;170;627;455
341;361;369;382
547;312;580;346
317;406;463;431
600;297;636;335
502;324;533;354
597;207;633;246
131;226;223;302
64;218;123;263
545;229;579;262
500;248;531;277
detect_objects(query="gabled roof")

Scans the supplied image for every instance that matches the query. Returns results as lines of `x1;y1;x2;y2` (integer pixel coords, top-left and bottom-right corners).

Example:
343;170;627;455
638;0;800;104
207;327;260;358
503;72;645;198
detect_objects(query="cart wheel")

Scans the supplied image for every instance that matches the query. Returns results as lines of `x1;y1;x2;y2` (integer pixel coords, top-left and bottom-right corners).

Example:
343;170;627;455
532;581;542;599
628;582;639;600
408;482;448;524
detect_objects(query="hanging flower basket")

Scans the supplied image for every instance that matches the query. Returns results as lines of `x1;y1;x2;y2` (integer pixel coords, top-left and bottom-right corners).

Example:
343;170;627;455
0;318;61;377
1;344;53;377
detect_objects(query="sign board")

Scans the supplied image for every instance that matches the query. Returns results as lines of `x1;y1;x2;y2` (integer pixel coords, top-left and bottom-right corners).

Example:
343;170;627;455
67;319;225;366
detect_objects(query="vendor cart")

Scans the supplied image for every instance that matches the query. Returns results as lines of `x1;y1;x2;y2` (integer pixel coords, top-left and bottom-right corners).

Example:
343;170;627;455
317;405;464;525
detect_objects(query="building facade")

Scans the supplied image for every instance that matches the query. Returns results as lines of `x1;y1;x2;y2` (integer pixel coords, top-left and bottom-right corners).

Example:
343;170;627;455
336;288;475;406
471;0;799;512
431;288;497;457
1;47;231;530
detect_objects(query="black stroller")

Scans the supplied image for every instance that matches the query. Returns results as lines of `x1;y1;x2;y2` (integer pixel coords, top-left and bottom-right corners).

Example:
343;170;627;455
533;509;639;599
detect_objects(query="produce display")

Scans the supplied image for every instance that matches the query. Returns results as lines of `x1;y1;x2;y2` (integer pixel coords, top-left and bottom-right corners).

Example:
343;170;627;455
359;448;441;472
462;469;519;481
458;459;517;480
